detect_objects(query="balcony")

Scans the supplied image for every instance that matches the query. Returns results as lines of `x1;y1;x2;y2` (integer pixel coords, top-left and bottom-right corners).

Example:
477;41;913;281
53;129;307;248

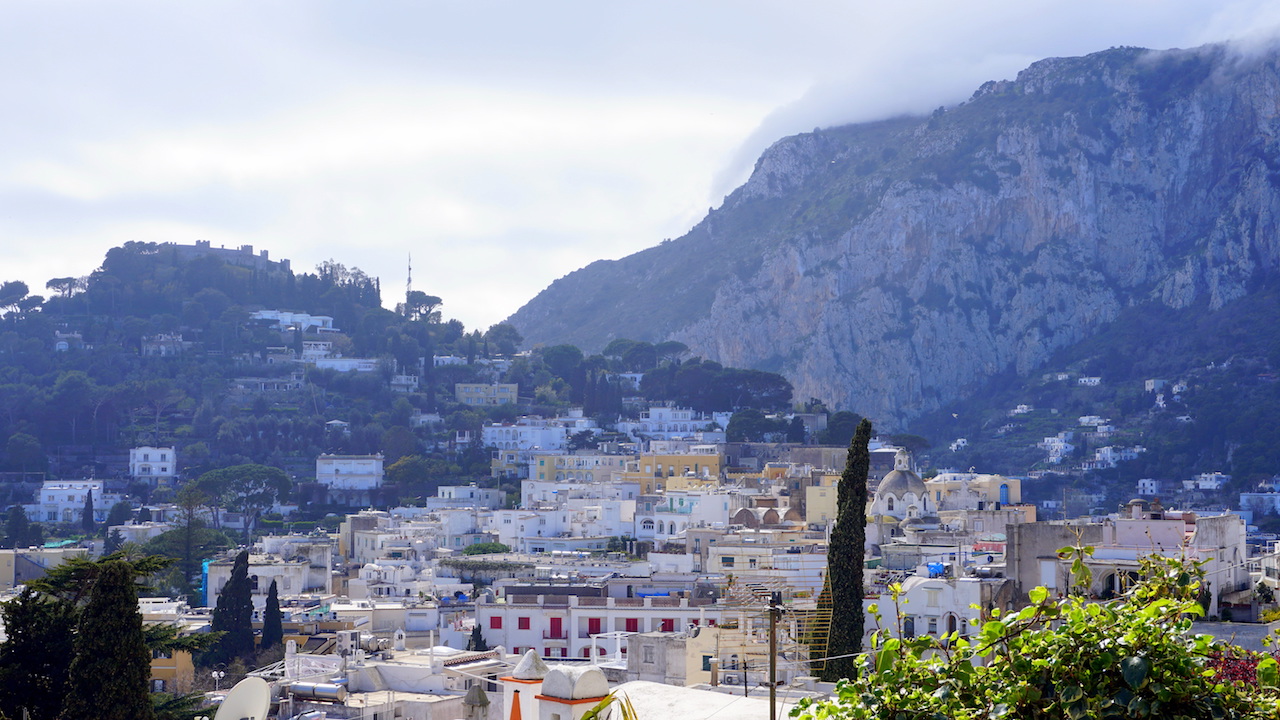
543;630;569;640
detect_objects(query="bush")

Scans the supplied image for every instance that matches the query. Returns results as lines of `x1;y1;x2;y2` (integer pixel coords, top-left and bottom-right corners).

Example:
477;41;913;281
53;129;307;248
459;542;511;556
793;550;1280;720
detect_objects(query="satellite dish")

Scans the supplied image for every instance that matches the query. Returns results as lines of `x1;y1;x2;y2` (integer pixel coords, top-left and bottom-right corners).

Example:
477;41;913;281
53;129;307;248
214;676;271;720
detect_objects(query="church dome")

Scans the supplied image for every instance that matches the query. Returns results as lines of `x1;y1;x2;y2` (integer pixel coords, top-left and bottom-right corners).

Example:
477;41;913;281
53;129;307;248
877;449;925;497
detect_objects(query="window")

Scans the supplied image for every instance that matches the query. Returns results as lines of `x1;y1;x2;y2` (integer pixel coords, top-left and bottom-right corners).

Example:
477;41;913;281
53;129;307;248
702;655;713;671
928;617;938;635
721;556;734;568
490;616;503;629
151;679;166;692
518;617;530;630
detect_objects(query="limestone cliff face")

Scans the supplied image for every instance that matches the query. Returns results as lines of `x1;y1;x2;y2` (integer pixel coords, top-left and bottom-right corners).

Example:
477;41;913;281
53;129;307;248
509;44;1280;428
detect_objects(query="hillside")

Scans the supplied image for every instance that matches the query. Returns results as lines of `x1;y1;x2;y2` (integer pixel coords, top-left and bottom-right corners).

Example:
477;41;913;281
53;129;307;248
912;278;1280;492
509;43;1280;429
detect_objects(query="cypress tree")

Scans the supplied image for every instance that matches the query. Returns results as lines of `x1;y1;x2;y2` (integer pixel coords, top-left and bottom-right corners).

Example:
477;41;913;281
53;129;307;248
820;418;872;682
60;560;155;720
467;625;489;652
210;550;255;663
81;489;95;534
261;579;283;650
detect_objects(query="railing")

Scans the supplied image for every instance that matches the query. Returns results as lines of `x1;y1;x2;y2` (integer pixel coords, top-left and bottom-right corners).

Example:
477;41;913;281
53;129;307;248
543;630;568;640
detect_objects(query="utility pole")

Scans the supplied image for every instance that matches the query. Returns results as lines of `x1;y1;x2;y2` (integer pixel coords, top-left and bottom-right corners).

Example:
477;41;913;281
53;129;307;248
769;591;782;720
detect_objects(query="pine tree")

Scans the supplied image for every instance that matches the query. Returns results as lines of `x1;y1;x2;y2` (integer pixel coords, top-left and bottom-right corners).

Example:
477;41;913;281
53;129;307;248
81;489;95;534
261;579;283;650
104;528;125;554
820;418;872;682
209;550;255;663
0;588;77;720
60;560;155;720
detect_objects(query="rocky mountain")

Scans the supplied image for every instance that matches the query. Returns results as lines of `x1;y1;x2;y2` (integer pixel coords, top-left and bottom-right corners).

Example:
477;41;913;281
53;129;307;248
509;43;1280;429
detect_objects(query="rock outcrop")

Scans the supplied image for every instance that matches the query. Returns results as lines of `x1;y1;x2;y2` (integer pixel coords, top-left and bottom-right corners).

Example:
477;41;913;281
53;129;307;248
509;44;1280;428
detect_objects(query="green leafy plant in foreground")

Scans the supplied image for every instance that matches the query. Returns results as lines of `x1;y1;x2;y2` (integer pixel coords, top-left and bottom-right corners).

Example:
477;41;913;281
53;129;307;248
792;550;1280;720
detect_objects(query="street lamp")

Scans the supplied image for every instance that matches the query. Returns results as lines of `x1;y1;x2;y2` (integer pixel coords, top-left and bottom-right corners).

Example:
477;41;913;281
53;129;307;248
211;670;226;691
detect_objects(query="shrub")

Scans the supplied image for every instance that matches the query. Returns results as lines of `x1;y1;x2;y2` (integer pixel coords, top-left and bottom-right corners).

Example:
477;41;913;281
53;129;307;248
792;550;1280;720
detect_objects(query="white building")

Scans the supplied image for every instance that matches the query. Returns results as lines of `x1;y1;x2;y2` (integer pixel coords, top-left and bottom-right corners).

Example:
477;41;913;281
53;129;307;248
475;592;724;660
482;418;571;452
25;479;126;524
300;340;333;361
614;405;732;442
317;454;385;505
1185;472;1230;491
317;454;385;490
205;540;334;605
426;485;506;510
249;309;337;333
314;357;380;372
109;521;173;545
1083;445;1145;470
1137;478;1169;497
130;446;178;483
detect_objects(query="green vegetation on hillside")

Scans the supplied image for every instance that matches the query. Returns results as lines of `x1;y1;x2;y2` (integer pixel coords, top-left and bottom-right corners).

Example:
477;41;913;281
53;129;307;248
914;280;1280;490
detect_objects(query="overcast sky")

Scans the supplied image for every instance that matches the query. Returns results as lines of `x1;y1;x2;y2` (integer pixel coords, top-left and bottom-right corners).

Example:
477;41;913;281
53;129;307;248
3;1;1279;332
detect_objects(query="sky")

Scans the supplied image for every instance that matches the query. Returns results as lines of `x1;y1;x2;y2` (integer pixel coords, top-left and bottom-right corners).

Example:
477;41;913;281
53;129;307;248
3;1;1280;332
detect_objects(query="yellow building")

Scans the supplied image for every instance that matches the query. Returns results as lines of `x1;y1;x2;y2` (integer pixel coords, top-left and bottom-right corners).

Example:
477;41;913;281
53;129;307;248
803;471;842;525
617;450;725;493
491;449;523;478
455;383;518;406
664;474;721;492
924;472;1022;509
148;647;194;694
528;452;634;482
0;547;89;592
140;598;197;693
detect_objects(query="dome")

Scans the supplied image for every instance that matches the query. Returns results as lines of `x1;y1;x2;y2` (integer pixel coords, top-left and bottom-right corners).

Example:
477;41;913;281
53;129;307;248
877;448;925;498
540;665;610;700
878;468;926;498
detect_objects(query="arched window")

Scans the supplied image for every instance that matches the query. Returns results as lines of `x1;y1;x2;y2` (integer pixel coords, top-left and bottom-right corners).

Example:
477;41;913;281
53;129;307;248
999;484;1010;504
886;497;895;512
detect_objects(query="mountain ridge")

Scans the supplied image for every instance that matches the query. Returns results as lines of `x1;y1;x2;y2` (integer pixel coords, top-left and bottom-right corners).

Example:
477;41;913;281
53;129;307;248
510;42;1280;429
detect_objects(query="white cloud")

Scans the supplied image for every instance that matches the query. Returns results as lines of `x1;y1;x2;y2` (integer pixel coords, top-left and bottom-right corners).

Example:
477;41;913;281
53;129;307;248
2;1;1280;330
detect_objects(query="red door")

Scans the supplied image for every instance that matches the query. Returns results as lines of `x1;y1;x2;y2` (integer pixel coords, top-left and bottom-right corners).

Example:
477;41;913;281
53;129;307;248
550;617;563;639
588;618;602;636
